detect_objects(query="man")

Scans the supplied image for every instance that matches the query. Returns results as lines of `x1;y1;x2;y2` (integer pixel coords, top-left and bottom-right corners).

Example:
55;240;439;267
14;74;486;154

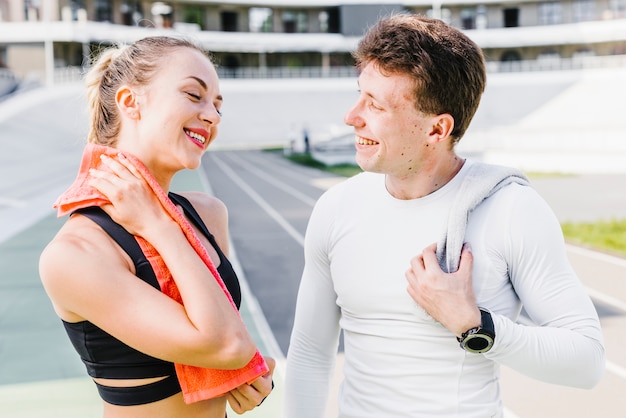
283;13;604;417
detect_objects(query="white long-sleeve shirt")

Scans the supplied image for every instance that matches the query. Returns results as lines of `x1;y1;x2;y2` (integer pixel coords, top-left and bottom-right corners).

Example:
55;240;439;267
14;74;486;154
284;160;604;418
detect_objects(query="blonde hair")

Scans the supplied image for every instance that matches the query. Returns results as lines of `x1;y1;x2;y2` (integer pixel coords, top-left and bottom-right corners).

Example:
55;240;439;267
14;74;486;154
85;36;209;146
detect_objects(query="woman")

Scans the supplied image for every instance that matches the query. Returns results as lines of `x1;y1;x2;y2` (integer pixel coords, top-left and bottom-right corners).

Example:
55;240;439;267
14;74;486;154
39;36;274;417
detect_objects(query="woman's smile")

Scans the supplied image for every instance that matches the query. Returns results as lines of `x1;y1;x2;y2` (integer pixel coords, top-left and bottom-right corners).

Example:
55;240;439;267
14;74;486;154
184;127;209;148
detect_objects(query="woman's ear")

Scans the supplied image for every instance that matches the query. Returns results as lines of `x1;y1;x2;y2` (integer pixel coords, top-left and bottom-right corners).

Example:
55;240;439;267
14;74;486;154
116;86;140;120
428;113;454;142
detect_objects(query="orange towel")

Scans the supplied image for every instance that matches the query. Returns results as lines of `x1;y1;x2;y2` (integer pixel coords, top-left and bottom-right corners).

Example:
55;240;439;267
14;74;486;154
54;143;269;403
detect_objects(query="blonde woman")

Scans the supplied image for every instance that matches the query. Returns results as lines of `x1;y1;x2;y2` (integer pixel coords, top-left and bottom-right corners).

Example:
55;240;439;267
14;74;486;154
40;37;274;417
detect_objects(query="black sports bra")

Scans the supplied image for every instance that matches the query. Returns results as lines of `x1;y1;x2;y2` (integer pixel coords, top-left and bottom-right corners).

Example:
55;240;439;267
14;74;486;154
63;192;241;405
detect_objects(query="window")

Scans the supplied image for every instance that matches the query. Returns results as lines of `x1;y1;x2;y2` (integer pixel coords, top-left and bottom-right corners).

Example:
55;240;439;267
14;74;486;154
120;0;145;26
69;0;85;21
460;8;476;30
573;0;595;22
221;11;238;32
24;0;41;20
326;7;340;33
610;0;626;18
282;10;308;33
319;11;329;32
503;8;519;27
501;50;522;62
476;4;487;29
428;7;451;23
95;0;112;22
183;5;204;29
538;2;562;25
249;7;272;32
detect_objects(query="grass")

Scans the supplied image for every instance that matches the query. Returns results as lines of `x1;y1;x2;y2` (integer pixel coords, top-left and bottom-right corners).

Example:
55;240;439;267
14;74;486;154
562;219;626;258
275;148;626;259
281;151;363;177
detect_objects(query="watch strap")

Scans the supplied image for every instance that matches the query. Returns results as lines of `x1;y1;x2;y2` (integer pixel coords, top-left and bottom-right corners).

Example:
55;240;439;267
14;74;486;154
457;308;495;353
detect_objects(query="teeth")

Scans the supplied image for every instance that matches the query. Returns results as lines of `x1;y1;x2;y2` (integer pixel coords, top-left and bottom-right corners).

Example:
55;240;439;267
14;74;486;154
185;129;206;144
356;136;378;146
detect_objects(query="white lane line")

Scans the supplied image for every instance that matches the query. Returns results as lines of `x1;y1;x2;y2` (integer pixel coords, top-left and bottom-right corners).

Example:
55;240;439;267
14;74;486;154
211;154;305;247
504;408;521;418
585;287;626;313
230;241;287;373
0;197;26;208
233;150;319;184
565;242;626;381
198;161;286;367
606;360;626;380
223;152;318;207
566;243;626;268
233;150;348;192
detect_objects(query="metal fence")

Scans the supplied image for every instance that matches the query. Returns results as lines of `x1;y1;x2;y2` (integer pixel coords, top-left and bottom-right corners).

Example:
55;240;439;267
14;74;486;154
486;54;626;73
216;65;358;79
36;53;626;85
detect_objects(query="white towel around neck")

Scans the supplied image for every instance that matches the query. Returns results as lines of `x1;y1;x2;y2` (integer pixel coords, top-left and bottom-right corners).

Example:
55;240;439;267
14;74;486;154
436;162;530;273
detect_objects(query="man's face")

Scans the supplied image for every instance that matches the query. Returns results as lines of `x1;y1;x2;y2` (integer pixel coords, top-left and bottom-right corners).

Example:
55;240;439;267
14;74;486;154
344;62;438;180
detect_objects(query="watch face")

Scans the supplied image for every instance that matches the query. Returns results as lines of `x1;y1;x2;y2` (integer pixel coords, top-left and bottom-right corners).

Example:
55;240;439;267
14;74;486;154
466;335;490;351
458;308;496;353
462;334;494;353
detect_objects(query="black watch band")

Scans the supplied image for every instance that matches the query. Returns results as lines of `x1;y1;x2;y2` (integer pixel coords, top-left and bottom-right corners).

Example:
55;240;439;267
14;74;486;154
457;308;496;353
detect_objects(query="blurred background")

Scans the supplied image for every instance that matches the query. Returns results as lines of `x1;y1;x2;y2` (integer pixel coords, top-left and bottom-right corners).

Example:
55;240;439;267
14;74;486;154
1;1;626;417
1;0;626;172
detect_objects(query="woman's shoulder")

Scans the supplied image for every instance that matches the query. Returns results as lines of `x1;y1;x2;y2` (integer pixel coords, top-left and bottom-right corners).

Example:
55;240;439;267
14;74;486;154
176;191;226;215
175;192;229;246
42;213;134;273
176;191;227;224
39;213;135;321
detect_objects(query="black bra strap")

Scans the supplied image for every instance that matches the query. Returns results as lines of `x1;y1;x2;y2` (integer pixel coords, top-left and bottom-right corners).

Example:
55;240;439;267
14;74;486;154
168;192;213;239
94;374;181;406
74;207;160;290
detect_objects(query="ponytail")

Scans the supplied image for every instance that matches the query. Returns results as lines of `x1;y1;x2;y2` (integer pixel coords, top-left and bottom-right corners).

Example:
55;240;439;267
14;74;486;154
85;45;127;146
84;37;207;146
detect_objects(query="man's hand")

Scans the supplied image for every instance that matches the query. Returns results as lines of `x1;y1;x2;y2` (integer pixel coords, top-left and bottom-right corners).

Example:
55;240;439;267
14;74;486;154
226;356;276;414
405;243;481;337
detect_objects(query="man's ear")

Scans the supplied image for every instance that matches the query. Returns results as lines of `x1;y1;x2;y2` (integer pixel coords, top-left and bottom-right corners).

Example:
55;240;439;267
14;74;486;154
428;114;454;143
116;85;140;120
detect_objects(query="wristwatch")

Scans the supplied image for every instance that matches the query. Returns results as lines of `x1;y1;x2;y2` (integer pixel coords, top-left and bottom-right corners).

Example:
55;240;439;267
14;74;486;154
457;308;495;353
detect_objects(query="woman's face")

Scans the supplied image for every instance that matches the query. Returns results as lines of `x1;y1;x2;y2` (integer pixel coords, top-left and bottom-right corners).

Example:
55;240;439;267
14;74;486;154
127;47;222;174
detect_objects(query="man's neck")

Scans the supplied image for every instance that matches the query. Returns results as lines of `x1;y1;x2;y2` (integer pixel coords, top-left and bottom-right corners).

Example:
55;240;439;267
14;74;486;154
385;155;466;200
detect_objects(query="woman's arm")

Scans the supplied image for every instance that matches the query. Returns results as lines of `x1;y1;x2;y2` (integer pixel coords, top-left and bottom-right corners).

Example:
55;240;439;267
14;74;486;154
179;192;276;413
39;154;256;369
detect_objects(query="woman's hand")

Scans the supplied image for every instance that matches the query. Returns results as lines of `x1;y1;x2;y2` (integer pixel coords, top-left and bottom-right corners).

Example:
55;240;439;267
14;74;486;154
88;153;167;237
225;356;276;413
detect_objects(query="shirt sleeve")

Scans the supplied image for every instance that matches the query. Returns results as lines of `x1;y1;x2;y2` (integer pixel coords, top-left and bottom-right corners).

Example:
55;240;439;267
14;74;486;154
283;192;342;418
483;184;605;388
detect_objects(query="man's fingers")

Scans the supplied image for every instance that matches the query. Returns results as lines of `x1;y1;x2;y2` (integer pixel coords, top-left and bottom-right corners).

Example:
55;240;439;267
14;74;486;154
421;243;441;270
457;243;474;275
